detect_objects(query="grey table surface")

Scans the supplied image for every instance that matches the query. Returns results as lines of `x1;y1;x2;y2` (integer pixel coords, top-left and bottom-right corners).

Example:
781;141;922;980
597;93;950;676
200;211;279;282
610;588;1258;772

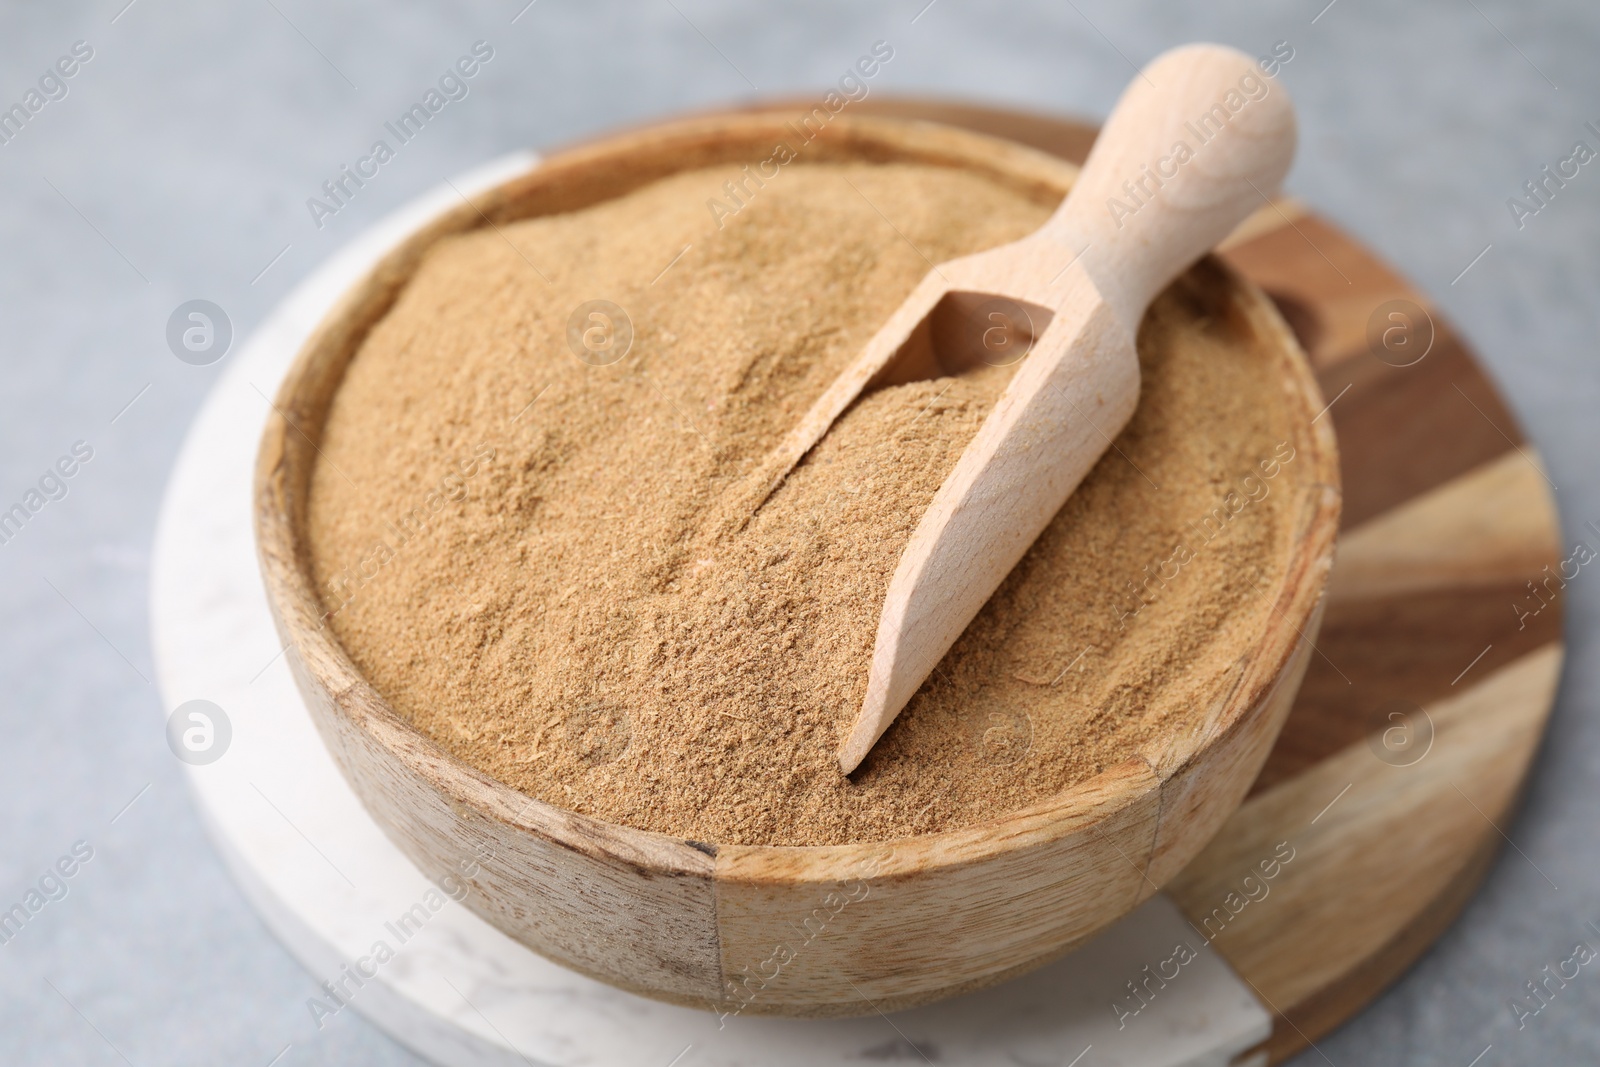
1;1;1596;1064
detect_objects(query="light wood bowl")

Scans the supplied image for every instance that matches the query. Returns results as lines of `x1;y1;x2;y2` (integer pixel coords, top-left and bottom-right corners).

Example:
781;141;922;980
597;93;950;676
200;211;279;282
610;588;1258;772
254;113;1341;1017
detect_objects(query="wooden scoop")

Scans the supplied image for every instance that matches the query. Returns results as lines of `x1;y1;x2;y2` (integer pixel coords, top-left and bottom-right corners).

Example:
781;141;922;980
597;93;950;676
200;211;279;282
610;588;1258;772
743;44;1297;773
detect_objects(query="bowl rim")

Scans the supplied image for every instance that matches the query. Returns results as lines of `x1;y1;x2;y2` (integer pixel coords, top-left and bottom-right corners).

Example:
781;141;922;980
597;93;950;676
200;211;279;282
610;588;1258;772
254;110;1341;887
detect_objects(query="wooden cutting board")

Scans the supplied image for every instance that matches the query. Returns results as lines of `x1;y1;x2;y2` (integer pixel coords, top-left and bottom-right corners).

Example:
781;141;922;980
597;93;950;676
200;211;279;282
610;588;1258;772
811;97;1565;1063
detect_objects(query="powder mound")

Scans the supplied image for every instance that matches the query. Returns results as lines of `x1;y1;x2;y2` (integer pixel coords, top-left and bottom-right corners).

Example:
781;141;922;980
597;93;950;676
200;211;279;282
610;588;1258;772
306;160;1309;847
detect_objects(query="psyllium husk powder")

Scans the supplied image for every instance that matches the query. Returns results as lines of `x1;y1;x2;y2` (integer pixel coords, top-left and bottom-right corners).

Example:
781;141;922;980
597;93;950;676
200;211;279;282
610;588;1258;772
305;160;1307;847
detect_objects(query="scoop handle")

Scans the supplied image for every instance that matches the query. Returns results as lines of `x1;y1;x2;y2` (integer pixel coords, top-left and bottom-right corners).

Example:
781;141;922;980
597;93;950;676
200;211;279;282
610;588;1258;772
1043;43;1296;328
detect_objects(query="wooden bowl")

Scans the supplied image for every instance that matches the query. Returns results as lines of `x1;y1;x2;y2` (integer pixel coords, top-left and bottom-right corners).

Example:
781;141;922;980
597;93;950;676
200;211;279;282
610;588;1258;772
255;113;1341;1017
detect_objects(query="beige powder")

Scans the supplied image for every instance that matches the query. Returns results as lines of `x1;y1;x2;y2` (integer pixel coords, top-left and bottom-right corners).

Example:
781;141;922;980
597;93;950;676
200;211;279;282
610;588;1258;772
306;161;1307;847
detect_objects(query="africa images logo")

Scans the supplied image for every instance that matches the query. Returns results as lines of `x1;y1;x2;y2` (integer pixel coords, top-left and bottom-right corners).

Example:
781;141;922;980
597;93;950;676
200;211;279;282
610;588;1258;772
305;41;495;230
0;41;94;148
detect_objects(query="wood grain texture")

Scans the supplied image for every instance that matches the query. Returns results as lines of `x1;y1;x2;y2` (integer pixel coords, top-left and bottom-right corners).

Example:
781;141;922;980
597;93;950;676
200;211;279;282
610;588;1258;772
1327;449;1558;602
1255;450;1562;793
713;758;1165;1016
1218;212;1527;528
1168;646;1562;1061
839;294;1139;772
255;111;1338;1015
840;98;1564;1062
259;348;725;1002
840;43;1298;772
